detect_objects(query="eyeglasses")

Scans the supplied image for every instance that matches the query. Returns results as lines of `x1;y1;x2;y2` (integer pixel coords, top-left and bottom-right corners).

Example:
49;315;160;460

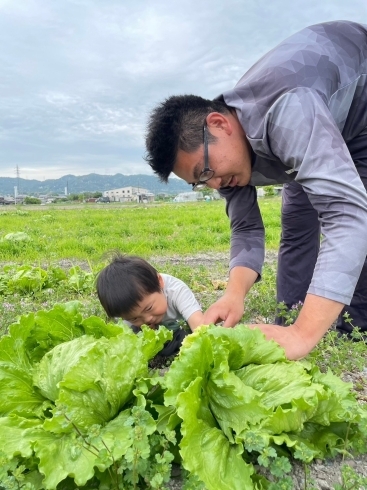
191;122;215;191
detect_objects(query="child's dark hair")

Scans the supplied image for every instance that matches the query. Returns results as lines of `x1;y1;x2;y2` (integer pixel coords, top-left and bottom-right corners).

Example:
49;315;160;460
96;253;161;317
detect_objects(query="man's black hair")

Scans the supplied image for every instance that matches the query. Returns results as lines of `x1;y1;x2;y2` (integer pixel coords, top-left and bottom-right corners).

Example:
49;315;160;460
96;253;161;318
145;94;231;182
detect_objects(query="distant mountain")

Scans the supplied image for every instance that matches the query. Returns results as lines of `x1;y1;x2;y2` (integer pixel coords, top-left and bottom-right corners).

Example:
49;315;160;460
0;173;190;196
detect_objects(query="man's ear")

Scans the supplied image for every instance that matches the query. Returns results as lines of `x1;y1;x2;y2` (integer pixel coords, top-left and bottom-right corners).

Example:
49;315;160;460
206;112;232;135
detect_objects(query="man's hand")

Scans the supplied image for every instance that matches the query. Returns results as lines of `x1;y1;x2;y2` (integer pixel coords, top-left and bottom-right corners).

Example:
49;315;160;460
203;265;258;327
248;294;344;359
203;293;245;327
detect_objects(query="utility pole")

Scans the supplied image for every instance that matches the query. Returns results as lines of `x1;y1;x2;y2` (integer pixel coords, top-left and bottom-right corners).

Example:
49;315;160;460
16;165;20;192
14;165;20;204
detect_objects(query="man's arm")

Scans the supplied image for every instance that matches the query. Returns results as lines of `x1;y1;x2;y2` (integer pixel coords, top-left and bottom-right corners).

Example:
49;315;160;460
268;89;367;307
220;185;265;276
203;266;258;327
203;185;265;327
250;293;344;360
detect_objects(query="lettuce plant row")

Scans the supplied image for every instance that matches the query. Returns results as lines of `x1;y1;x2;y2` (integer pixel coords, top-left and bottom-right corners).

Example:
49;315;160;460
0;264;95;295
0;302;366;489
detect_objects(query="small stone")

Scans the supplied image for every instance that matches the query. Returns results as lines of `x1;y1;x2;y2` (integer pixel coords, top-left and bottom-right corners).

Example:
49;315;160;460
317;479;331;489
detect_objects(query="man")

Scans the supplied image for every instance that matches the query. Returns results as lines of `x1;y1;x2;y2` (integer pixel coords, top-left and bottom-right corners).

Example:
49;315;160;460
145;20;367;360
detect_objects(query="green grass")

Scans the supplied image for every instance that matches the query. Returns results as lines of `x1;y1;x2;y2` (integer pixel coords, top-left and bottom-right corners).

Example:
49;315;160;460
0;198;281;263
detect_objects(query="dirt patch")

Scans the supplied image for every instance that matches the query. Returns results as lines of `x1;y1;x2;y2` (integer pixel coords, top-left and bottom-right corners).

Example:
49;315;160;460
151;249;278;267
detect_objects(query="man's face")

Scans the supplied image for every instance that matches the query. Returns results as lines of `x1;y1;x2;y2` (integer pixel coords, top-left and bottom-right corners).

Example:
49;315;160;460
173;117;252;190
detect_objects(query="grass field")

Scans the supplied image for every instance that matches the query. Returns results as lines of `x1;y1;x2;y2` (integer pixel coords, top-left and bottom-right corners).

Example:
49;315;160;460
0;197;281;263
0;197;280;334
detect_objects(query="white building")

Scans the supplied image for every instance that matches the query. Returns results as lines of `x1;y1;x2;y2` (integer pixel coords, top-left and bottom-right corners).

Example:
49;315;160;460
103;186;154;203
173;191;204;203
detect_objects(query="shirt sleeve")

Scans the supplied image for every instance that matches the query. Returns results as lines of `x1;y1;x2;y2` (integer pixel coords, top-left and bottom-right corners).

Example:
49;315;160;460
266;87;367;304
219;185;265;278
167;276;202;321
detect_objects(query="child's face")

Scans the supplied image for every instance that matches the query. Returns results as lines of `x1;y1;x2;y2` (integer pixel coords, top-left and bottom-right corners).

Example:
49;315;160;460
123;290;168;329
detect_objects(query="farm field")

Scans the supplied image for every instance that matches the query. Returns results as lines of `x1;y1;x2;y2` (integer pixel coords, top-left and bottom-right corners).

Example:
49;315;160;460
0;198;281;333
0;197;366;490
0;198;281;262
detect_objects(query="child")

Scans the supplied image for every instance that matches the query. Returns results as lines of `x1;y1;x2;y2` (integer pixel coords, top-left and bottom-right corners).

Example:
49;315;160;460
96;253;204;356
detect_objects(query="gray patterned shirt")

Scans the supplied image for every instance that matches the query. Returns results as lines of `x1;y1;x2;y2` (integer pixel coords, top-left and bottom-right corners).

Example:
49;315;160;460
219;20;367;305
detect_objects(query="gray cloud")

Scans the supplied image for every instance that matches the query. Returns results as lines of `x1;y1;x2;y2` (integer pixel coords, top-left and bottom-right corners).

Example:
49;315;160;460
0;0;366;179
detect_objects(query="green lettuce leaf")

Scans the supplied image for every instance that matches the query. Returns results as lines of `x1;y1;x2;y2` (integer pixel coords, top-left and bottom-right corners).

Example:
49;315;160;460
40;332;150;431
139;324;173;361
81;315;127;338
35;410;133;489
177;377;254;490
0;415;43;458
0;319;47;416
33;335;99;402
164;324;367;490
0;301;171;489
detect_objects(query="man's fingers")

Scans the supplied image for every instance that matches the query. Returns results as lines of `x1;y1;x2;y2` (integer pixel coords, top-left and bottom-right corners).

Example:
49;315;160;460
222;312;242;328
203;305;227;325
202;311;221;325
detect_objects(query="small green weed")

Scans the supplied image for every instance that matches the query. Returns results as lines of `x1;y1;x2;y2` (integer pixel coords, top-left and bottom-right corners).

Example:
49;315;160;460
308;314;367;376
273;303;367;378
242;262;278;323
276;300;303;325
334;464;367;489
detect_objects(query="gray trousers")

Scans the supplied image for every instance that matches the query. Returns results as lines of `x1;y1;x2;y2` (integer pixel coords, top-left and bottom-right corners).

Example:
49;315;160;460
275;133;367;333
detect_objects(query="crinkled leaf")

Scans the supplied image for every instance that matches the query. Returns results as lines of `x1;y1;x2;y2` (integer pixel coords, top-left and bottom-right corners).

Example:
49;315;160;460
0;364;47;416
207;363;270;439
309;367;361;425
235;362;319;408
34;430;98;488
81;316;127;338
35;409;134;489
33;335;99;401
0;415;43;459
0;316;48;416
164;325;367;489
177;377;254;490
164;326;214;406
9;302;86;364
138;325;173;361
51;334;148;430
32;302;85;344
209;325;287;368
0;315;34;370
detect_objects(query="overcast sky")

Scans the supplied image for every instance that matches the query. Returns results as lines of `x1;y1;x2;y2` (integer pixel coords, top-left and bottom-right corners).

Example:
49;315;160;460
0;0;366;180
